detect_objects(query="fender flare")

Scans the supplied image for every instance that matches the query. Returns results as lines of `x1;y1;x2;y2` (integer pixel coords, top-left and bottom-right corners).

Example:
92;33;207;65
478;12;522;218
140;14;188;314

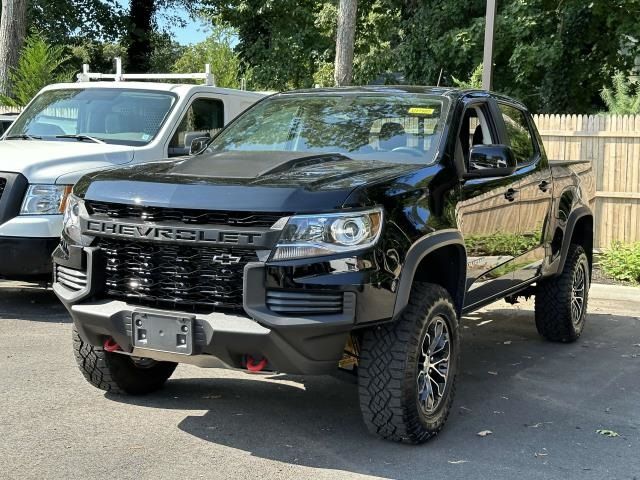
556;205;594;274
392;229;467;318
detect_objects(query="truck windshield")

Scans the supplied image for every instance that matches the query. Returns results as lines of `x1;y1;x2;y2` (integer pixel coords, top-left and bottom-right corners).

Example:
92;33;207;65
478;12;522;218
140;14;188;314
209;93;449;164
7;88;177;146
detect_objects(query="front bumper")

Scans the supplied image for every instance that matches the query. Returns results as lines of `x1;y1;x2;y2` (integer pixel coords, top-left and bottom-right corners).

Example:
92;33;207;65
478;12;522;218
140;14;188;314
0;236;58;279
53;240;397;374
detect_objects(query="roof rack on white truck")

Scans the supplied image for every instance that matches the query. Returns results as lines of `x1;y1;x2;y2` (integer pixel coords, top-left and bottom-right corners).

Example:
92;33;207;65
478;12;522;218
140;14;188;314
0;63;268;281
77;57;217;86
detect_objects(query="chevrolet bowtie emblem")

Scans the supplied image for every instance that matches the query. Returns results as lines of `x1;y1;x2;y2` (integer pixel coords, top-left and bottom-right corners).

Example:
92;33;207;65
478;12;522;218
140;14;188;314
212;254;242;265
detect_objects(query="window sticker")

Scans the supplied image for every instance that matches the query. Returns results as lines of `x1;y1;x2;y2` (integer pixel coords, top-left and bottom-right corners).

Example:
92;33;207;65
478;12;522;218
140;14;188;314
408;107;436;116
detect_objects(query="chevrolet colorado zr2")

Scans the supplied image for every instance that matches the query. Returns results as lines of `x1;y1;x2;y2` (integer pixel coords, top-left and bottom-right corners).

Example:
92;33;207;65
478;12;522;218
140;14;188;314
53;87;595;443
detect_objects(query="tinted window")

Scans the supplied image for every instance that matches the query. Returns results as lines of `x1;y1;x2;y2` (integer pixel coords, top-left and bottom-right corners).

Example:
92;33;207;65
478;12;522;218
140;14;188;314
498;103;536;164
208;94;450;165
170;98;224;152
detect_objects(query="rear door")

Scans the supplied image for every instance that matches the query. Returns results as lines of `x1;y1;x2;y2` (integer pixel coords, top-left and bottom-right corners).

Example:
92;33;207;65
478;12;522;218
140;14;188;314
496;102;553;284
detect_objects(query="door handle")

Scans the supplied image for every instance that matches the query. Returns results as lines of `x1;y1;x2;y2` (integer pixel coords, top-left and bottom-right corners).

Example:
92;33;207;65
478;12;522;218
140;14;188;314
538;180;550;192
504;188;519;202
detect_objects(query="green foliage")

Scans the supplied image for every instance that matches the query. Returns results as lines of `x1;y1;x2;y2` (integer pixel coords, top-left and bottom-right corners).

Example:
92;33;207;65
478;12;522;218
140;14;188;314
29;0;126;43
0;33;75;108
399;0;640;113
466;232;540;257
173;26;241;88
452;63;483;89
600;242;640;284
601;71;640;114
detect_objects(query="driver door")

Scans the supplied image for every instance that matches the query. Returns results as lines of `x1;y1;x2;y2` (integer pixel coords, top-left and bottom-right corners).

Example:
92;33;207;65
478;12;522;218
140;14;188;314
456;99;522;310
168;97;224;157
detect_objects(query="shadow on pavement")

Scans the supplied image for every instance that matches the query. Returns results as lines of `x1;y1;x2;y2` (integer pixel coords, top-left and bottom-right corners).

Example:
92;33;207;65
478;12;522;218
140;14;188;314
106;307;640;479
0;283;69;322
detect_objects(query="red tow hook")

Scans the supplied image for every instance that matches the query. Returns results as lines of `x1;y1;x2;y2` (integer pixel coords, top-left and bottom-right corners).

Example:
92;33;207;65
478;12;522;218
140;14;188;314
246;356;268;373
103;338;121;352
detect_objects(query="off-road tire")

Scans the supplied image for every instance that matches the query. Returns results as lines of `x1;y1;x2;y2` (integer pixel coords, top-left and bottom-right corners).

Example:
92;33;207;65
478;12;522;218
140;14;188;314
73;326;177;395
535;244;590;342
358;283;460;444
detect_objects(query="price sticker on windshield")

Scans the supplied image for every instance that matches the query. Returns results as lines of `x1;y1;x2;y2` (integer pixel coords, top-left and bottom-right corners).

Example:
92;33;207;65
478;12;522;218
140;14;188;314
408;107;436;116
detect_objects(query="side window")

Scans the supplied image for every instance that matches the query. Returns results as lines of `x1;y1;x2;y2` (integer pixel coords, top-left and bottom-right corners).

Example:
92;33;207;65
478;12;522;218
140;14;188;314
457;104;495;169
169;98;224;155
498;103;536;164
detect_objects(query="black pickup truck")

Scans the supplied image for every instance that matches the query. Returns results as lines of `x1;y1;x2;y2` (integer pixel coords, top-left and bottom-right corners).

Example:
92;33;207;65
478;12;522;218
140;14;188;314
53;87;595;443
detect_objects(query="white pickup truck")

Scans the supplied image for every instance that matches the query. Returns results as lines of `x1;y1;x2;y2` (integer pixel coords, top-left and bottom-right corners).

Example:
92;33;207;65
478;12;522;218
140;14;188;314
0;66;266;280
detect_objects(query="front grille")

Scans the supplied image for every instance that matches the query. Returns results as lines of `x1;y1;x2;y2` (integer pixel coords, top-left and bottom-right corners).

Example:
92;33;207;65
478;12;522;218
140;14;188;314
0;178;6;200
266;290;344;315
86;201;286;228
98;238;258;312
56;265;88;292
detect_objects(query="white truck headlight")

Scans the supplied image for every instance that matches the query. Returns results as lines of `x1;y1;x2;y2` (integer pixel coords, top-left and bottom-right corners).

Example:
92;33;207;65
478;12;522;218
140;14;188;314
271;208;383;261
20;184;72;215
62;194;93;246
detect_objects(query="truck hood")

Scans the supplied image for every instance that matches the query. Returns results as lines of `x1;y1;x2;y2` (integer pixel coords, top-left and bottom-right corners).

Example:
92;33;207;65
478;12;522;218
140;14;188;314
0;140;135;184
76;151;421;212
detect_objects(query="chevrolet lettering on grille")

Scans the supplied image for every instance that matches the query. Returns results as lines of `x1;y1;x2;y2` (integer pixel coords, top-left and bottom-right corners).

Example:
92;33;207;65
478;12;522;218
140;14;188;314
83;219;264;245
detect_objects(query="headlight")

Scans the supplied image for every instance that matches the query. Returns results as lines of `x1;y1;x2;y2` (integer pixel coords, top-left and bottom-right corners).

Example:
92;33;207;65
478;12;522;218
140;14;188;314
271;208;383;261
20;184;72;215
62;194;93;246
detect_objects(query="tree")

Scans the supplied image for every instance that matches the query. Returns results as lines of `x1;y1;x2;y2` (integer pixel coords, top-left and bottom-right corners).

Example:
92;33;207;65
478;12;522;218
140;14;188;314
334;0;357;86
601;71;640;114
29;0;125;43
173;26;240;87
125;0;201;73
398;0;640;113
207;0;333;90
0;0;28;97
0;32;74;107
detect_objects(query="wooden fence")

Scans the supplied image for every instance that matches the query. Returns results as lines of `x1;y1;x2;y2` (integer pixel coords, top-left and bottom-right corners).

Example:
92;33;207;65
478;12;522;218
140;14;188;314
534;114;640;248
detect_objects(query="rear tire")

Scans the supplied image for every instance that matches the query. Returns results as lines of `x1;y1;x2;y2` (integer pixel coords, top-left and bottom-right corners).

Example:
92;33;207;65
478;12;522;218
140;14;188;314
358;283;459;443
535;244;590;342
72;326;177;395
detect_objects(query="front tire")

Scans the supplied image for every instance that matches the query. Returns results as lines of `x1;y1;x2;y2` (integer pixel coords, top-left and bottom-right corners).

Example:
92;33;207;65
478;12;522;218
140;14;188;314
358;283;460;443
73;326;177;395
535;244;590;342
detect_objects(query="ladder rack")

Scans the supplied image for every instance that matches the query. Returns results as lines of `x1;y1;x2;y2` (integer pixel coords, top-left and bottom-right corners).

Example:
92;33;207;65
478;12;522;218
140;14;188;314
77;57;215;86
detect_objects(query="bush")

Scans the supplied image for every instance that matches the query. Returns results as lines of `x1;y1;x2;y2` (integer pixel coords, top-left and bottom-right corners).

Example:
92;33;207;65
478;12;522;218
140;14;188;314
0;33;74;108
600;242;640;284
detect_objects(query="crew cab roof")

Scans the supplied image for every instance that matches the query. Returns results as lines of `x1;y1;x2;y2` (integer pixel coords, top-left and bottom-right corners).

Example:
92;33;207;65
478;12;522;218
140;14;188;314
276;85;528;110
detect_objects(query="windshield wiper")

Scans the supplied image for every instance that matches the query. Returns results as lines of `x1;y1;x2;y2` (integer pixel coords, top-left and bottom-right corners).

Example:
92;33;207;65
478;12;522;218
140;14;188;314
55;134;105;144
5;134;42;140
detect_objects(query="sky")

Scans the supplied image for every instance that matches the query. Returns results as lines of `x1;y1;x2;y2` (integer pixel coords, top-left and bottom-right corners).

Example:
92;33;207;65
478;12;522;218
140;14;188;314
115;1;210;45
158;8;210;45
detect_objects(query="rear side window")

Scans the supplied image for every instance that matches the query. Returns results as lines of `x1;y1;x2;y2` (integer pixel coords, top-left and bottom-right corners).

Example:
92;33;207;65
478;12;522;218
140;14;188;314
498;103;536;164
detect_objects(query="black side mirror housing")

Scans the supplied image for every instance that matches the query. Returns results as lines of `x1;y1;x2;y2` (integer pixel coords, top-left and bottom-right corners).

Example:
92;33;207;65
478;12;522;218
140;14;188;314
188;135;211;155
463;145;517;179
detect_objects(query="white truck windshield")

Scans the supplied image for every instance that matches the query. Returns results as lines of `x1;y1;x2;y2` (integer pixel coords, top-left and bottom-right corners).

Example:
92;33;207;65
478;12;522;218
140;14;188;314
8;88;177;146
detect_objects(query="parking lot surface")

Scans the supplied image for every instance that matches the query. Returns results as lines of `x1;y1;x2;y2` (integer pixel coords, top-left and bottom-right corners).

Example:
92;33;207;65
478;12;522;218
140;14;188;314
0;282;638;480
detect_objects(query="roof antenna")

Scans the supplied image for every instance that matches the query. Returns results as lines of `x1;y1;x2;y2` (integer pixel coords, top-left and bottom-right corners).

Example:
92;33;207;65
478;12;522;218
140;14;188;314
436;68;444;87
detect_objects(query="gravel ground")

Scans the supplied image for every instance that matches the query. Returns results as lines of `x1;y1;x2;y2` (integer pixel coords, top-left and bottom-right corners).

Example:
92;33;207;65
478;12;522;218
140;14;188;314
0;282;639;480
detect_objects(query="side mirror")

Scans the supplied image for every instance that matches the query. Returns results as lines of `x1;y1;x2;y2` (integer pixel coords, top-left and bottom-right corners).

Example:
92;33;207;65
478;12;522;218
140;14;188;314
186;133;211;155
463;145;517;179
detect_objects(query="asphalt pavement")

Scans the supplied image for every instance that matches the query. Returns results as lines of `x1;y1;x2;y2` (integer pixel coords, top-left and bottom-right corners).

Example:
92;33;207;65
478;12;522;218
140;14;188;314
0;282;638;480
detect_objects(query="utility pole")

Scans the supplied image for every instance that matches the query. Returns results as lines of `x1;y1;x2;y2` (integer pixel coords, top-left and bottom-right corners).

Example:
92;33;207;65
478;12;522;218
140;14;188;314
482;0;497;90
